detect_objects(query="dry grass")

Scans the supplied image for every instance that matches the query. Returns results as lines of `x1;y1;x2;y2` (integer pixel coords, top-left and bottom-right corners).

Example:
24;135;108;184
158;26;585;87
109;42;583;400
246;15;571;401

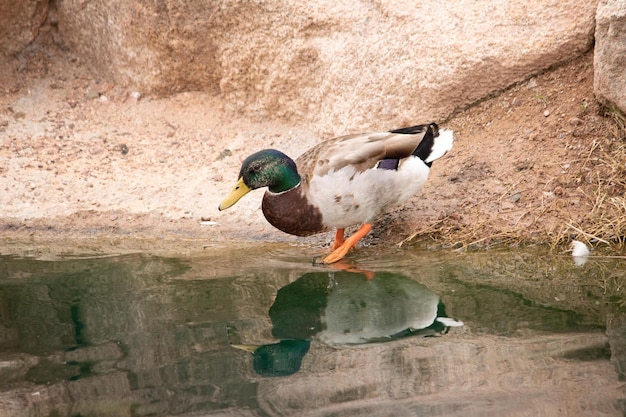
574;135;626;247
403;104;626;252
547;107;626;250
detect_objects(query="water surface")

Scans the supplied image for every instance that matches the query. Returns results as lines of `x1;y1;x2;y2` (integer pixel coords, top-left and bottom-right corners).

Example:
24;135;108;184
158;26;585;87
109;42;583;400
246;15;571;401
0;245;624;416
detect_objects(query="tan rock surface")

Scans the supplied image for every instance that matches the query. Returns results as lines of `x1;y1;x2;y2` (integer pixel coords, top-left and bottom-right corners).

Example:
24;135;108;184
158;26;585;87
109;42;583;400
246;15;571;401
54;0;597;132
594;0;626;114
0;0;47;56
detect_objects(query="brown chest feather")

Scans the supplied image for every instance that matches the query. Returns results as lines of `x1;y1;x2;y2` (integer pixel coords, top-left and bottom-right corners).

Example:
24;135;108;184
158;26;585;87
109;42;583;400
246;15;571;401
261;186;327;236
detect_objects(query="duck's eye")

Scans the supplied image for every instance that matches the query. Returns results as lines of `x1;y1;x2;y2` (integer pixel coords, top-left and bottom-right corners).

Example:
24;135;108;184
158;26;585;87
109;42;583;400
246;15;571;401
249;163;263;173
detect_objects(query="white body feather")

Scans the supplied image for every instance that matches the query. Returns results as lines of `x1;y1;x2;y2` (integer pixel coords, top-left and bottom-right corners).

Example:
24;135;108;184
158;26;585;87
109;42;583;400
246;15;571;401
308;155;431;228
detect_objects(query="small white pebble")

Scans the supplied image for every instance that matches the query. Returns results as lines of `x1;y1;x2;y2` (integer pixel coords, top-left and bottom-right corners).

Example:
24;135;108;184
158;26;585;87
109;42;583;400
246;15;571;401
200;221;218;226
571;240;590;266
571;240;590;257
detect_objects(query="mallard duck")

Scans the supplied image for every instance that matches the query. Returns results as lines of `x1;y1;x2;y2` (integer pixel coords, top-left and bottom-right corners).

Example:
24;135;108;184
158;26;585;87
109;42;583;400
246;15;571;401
218;123;453;263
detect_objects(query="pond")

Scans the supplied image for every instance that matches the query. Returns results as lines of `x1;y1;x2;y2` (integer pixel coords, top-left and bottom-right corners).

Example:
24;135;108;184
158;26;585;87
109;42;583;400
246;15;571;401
0;244;625;417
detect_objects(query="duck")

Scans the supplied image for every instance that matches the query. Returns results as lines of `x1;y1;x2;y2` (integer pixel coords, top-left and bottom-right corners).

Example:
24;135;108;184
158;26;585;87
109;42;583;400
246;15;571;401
218;123;453;263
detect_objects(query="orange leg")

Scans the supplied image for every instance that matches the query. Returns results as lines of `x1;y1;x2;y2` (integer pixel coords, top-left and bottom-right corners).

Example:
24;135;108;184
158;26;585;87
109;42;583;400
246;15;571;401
322;224;372;264
331;228;346;250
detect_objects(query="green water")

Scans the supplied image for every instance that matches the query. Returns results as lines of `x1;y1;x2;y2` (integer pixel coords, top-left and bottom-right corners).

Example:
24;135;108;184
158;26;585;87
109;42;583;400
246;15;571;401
0;245;624;416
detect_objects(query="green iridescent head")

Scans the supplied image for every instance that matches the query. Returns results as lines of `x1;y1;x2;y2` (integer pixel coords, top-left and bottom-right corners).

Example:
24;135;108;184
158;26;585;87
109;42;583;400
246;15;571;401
218;149;301;211
239;149;301;193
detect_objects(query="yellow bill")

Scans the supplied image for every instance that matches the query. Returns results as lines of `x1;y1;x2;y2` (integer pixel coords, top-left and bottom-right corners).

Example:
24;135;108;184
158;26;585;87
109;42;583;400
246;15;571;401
218;178;252;210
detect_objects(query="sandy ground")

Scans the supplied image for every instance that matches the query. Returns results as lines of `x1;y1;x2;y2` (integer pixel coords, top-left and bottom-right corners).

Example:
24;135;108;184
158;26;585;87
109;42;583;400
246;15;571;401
0;40;622;257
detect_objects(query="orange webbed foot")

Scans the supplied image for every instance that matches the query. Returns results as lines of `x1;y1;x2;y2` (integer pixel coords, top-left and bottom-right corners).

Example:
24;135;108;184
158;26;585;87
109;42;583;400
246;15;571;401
322;224;372;264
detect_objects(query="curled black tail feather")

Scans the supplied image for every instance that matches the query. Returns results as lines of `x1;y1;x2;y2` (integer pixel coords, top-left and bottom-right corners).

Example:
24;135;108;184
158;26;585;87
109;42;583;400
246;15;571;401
395;123;439;167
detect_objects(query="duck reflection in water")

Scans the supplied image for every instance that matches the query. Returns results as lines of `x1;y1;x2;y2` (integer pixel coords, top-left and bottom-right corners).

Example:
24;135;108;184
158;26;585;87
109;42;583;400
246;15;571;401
232;270;463;377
